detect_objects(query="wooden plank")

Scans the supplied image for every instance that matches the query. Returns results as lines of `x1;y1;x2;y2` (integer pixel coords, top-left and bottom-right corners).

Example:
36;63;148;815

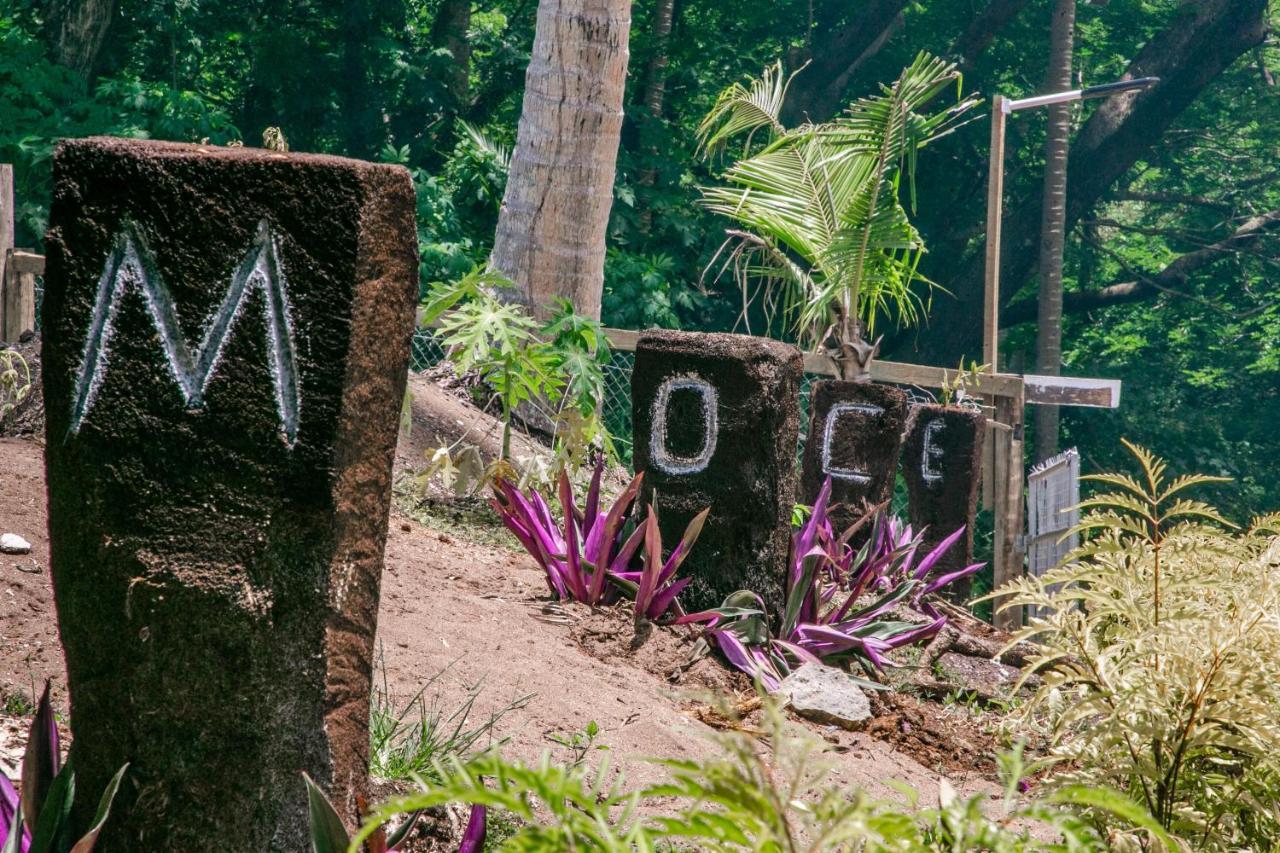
603;326;640;351
992;387;1026;632
10;251;44;276
1023;374;1120;408
863;356;1023;397
601;329;1027;394
0;165;12;342
981;425;995;510
980;98;1007;512
0;166;12;265
983;97;1007;372
2;263;36;341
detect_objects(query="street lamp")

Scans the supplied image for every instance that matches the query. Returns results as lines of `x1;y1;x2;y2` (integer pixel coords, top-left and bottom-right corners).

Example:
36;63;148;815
981;76;1159;371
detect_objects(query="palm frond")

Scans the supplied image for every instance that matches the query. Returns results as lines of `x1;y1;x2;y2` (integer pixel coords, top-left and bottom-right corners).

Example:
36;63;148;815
697;51;977;349
458;120;511;171
696;60;797;157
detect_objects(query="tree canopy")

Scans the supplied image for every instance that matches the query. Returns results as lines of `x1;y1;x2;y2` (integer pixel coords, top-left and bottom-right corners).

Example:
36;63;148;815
2;0;1277;516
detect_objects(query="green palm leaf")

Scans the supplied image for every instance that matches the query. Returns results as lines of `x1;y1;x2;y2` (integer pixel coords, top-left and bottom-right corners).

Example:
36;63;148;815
697;51;977;354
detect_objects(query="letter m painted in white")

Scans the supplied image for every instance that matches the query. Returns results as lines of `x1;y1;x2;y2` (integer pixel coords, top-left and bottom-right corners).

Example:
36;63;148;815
70;219;302;445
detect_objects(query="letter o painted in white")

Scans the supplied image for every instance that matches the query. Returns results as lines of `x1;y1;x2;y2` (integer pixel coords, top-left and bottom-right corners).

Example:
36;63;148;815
650;376;718;475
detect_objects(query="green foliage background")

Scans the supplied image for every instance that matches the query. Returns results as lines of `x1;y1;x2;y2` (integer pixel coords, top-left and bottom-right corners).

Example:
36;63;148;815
3;0;1277;518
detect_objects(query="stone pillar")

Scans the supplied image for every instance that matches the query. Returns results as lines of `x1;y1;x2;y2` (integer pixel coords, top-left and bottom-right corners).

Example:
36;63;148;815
902;404;987;598
631;330;802;613
800;381;909;532
40;137;418;850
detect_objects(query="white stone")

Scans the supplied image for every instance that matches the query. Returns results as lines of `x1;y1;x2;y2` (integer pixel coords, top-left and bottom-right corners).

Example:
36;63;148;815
778;662;872;729
0;534;32;555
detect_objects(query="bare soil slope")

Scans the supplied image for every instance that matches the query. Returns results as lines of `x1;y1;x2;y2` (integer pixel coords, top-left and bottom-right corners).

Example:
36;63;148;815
0;435;1002;804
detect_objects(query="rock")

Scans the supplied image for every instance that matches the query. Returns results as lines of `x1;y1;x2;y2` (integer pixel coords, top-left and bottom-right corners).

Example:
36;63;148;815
800;380;909;534
631;329;803;614
778;662;872;729
936;652;1023;703
42;137;418;850
0;534;31;554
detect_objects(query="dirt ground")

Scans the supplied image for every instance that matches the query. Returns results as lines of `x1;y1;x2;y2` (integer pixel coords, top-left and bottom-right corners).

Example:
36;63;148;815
0;434;1009;813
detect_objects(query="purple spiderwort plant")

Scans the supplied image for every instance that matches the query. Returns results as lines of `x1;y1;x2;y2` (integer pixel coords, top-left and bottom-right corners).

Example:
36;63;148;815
456;804;486;853
2;682;127;853
305;772;429;852
678;478;983;691
492;459;708;622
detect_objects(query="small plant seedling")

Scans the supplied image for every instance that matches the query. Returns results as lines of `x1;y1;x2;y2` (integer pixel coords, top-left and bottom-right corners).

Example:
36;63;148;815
547;720;608;768
0;350;32;420
938;358;990;409
0;690;35;717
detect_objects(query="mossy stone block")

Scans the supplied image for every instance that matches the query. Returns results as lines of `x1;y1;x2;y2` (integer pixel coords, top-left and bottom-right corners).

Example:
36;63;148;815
41;137;418;850
631;330;802;614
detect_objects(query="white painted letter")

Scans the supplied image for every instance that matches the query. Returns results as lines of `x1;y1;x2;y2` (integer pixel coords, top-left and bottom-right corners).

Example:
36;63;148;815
650;376;718;475
821;402;883;484
71;219;301;445
921;418;945;485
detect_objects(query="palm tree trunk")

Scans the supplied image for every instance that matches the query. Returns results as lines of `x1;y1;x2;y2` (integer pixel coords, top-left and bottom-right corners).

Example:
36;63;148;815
1034;0;1075;461
490;0;632;321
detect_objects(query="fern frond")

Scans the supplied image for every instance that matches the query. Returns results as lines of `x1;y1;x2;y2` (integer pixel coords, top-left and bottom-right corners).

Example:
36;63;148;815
1158;473;1232;504
1081;472;1153;501
1159;498;1236;530
1120;438;1166;495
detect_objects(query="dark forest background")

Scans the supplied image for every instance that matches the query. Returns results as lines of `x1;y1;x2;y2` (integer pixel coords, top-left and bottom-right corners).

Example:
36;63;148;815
3;0;1278;517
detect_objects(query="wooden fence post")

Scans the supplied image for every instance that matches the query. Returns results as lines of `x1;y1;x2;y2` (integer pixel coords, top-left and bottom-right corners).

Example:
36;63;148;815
992;388;1026;631
1;163;13;341
1;165;37;342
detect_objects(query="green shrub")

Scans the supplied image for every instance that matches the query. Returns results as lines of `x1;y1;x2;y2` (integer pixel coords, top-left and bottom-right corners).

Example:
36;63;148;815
418;268;615;492
351;694;1163;851
0;350;32;420
991;440;1280;850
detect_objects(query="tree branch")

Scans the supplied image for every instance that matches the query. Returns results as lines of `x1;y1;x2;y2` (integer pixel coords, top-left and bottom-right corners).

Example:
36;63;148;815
1003;209;1280;324
1110;190;1233;211
781;0;907;124
949;0;1032;73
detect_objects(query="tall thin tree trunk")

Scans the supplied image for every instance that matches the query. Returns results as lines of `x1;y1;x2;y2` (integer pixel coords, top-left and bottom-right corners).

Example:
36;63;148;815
42;0;115;82
490;0;632;320
636;0;675;235
340;0;383;159
1034;0;1075;461
431;0;472;112
641;0;675;117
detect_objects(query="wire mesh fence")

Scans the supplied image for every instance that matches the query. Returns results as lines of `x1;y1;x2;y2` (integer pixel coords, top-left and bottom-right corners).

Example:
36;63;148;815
31;312;908;516
33;274;45;331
